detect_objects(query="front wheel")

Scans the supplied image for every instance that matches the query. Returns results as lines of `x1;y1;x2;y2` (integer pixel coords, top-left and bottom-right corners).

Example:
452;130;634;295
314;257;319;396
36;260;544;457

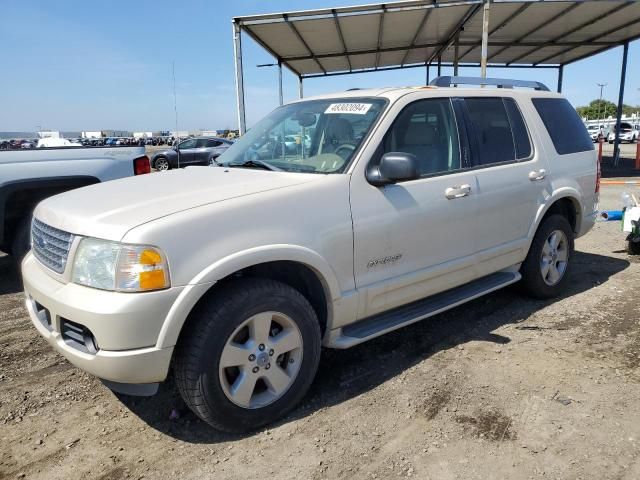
174;278;321;433
519;214;574;299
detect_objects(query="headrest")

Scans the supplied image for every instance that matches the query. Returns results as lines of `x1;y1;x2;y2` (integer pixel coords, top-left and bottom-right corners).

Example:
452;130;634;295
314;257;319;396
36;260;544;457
404;123;436;146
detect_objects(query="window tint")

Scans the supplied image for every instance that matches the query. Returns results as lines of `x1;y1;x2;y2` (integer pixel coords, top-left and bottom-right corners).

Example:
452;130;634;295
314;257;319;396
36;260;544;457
465;97;520;165
504;98;532;159
205;139;222;147
381;98;460;176
532;98;594;155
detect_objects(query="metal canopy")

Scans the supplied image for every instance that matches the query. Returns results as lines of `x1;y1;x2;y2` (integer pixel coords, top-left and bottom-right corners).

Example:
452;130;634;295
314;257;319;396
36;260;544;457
232;0;639;164
233;0;640;78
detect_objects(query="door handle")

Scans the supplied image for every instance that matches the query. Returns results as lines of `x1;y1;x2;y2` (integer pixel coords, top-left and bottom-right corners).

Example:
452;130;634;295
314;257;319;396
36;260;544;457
528;169;546;181
445;184;471;199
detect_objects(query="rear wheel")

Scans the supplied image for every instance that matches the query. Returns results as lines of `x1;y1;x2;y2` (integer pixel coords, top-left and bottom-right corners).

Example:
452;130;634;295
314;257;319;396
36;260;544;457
519;214;574;299
174;278;321;433
154;157;170;171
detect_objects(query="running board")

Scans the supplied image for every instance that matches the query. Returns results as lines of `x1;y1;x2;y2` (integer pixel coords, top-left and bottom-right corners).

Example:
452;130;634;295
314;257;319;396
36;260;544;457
330;271;521;349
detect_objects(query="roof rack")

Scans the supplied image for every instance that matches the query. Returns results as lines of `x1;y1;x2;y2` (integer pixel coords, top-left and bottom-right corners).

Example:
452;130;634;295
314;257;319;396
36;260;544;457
429;76;550;92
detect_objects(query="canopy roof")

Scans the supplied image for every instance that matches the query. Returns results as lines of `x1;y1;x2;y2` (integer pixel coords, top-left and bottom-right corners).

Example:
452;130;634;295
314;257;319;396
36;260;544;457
233;0;640;78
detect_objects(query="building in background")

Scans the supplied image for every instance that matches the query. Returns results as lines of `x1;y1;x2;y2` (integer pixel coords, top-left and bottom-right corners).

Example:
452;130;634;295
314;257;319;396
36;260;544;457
81;131;102;139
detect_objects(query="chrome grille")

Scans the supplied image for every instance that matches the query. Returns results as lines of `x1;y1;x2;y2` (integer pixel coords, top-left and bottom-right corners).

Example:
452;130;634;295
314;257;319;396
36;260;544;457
31;218;74;274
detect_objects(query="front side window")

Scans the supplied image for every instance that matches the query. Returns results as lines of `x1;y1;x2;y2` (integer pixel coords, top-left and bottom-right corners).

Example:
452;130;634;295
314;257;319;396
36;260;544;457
178;138;197;150
465;97;531;165
217;98;387;173
376;98;461;177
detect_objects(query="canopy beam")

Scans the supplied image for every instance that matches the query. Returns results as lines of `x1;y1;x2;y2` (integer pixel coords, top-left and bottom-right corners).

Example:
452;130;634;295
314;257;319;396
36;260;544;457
489;2;580;62
400;6;434;66
332;10;352;72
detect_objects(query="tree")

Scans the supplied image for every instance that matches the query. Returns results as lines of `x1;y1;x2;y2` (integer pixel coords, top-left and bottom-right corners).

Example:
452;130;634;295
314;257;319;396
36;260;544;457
576;99;640;120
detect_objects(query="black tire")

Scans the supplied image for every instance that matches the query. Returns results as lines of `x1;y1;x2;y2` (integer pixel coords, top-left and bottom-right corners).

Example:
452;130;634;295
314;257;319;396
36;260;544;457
519;214;574;299
11;218;31;264
174;278;321;433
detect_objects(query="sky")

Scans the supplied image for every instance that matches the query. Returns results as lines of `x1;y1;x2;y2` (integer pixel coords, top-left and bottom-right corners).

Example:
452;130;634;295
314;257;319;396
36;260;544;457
0;0;638;132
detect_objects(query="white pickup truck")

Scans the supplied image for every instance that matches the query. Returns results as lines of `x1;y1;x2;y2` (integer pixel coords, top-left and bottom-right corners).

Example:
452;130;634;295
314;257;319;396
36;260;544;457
22;77;598;433
1;146;149;260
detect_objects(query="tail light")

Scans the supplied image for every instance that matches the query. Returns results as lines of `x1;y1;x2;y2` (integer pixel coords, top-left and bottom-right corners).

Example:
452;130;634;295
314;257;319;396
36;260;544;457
595;154;601;194
134;155;151;175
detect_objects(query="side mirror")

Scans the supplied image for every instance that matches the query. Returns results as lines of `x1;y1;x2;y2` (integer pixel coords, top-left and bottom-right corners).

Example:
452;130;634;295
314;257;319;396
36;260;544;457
367;152;419;186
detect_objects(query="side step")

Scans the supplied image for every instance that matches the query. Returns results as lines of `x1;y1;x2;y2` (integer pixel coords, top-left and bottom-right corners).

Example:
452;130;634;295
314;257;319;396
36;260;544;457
332;271;520;348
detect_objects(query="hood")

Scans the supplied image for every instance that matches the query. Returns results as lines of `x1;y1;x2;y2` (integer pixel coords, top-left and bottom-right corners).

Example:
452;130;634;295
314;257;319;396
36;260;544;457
34;167;319;241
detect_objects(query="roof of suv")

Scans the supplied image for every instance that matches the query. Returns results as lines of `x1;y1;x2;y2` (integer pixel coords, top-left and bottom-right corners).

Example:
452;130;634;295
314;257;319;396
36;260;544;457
295;85;562;104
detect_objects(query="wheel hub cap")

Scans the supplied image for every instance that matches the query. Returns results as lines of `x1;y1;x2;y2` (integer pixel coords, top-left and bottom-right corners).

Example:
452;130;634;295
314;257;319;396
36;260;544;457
256;351;270;368
540;229;569;286
218;311;303;409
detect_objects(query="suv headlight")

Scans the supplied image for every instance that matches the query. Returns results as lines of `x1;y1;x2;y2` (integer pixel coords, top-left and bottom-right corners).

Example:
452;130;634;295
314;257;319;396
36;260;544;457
72;238;170;292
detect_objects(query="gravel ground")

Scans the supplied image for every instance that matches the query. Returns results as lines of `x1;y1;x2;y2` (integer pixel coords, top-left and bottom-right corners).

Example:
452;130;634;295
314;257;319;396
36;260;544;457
1;182;640;480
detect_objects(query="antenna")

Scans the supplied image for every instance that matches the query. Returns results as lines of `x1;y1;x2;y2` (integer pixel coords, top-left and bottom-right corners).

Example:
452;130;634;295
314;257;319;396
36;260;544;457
173;60;180;168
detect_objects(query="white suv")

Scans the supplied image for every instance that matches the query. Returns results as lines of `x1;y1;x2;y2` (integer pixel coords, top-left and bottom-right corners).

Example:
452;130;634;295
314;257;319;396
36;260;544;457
22;77;598;433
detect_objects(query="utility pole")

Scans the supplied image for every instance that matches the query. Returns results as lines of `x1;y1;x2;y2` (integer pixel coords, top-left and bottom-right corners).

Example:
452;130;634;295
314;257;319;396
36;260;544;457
597;83;607;133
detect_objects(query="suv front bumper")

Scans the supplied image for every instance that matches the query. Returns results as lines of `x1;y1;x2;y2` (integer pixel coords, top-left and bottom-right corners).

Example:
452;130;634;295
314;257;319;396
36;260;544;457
22;253;180;385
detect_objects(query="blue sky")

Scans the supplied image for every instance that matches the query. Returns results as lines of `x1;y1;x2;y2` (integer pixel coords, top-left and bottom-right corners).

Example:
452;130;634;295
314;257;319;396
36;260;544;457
0;0;638;132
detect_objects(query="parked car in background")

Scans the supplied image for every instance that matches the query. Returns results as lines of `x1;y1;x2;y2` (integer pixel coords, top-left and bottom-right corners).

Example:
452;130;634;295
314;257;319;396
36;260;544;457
151;137;232;170
586;125;606;143
37;138;82;148
22;78;597;433
608;122;639;143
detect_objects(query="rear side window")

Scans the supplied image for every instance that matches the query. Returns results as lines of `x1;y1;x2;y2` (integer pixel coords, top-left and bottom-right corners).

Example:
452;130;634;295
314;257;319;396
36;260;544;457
532;98;594;155
464;97;531;166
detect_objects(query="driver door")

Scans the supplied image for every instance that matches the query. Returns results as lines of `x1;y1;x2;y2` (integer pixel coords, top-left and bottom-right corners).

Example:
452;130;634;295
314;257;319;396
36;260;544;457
350;97;478;318
175;138;197;166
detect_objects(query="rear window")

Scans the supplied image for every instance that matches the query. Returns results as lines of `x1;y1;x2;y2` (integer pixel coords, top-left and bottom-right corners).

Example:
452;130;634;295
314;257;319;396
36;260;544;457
532;98;594;155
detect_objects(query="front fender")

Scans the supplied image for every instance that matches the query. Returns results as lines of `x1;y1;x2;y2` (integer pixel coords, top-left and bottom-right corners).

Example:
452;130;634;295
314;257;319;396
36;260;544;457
155;244;342;349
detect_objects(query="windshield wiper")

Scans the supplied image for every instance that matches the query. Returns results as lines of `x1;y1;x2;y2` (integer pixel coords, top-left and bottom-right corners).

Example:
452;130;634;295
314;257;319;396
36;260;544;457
228;159;282;171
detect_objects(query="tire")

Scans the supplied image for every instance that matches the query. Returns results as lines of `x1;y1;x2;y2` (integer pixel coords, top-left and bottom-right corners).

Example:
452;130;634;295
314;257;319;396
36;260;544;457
11;218;31;264
519;214;574;299
174;278;322;433
208;156;220;166
154;157;170;171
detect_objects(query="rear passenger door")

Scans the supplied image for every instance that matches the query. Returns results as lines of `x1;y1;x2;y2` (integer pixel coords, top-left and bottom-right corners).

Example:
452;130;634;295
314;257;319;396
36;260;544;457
463;96;550;276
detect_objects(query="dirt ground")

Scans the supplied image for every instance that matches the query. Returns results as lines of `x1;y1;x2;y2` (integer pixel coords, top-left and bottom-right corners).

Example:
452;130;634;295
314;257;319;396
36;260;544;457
2;181;640;480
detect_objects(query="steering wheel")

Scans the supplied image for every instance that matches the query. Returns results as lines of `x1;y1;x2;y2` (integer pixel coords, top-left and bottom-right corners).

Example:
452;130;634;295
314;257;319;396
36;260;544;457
333;143;356;160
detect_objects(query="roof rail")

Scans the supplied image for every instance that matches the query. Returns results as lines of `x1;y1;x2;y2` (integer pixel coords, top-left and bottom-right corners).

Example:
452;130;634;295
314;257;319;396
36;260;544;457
429;76;550;91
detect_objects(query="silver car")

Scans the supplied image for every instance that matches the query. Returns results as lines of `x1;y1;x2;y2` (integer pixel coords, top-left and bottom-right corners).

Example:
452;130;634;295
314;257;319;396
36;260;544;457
151;137;232;170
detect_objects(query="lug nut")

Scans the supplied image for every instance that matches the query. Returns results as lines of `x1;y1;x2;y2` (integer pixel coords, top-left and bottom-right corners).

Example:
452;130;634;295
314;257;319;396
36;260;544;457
248;354;256;361
268;349;274;356
252;366;259;373
258;344;265;351
265;363;270;370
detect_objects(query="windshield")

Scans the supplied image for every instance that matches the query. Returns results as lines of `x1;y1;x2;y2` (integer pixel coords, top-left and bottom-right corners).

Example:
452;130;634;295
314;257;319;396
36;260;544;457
217;98;387;173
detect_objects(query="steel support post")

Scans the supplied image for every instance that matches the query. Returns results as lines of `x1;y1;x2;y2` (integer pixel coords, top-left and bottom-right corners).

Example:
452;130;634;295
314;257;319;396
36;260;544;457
614;42;629;166
233;22;246;135
480;0;490;78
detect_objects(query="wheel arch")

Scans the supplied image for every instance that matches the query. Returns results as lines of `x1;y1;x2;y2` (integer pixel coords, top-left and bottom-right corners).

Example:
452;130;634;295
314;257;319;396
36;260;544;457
156;245;341;349
529;192;581;240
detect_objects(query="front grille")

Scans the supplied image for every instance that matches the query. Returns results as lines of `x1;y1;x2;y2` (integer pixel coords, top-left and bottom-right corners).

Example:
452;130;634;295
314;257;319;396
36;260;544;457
31;218;74;274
